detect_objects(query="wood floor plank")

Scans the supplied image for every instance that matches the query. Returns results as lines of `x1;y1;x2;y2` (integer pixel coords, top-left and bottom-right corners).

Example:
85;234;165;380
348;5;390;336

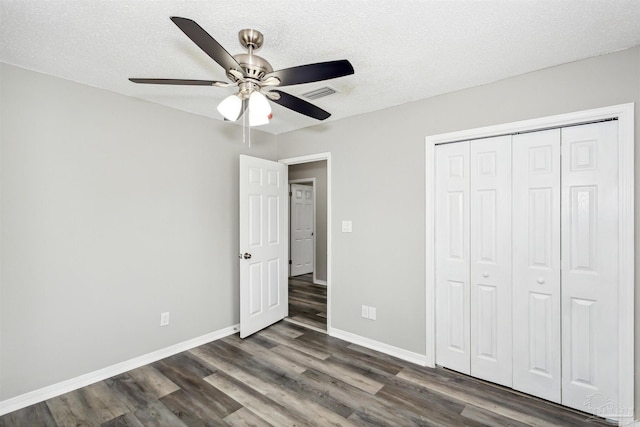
131;399;188;427
300;368;437;427
256;328;331;360
101;412;145;427
223;407;272;427
126;365;180;399
193;341;355;426
265;321;306;339
244;356;354;420
288;315;327;331
461;404;531;427
46;384;125;427
86;381;130;420
153;355;242;419
0;402;57;427
288;274;327;331
103;373;156;412
222;334;308;374
158;389;227;426
190;344;272;396
396;366;609;427
204;371;312;427
306;337;404;376
270;344;384;395
374;383;467;426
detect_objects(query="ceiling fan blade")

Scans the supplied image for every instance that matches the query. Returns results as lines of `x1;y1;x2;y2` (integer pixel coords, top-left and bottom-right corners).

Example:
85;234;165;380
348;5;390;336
269;90;330;121
170;17;245;76
129;78;231;87
265;60;354;87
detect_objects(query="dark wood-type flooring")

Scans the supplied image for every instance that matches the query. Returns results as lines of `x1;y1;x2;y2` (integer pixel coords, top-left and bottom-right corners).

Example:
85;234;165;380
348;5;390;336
287;274;327;331
0;321;609;426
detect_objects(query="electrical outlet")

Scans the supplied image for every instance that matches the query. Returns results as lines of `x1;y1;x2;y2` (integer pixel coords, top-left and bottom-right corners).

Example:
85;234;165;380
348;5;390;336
369;307;377;320
361;305;369;318
160;312;170;326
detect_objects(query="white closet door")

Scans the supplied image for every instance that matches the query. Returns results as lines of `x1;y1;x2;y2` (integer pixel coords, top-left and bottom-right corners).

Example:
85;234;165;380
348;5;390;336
435;141;470;374
512;129;562;403
561;121;619;415
469;136;512;387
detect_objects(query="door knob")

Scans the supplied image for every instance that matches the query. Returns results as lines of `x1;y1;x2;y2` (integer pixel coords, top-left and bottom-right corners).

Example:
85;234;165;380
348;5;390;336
242;252;252;260
482;272;490;278
537;277;545;284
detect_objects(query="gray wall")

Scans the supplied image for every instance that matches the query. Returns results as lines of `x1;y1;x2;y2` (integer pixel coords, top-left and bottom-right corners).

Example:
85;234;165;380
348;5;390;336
277;46;640;413
288;161;327;282
0;63;277;400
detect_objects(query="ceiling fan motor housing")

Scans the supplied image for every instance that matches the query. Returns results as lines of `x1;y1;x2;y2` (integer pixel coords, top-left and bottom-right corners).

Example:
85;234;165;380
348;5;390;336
232;29;273;81
232;53;273;80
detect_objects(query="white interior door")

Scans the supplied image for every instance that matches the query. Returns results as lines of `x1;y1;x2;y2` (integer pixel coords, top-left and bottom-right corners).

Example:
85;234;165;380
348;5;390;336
512;129;562;403
239;155;288;338
561;121;619;415
469;135;512;387
435;141;471;374
290;183;314;276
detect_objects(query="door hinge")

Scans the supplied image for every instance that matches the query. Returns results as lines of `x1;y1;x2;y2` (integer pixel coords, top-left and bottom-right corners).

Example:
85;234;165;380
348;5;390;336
289;191;292;197
289;260;292;265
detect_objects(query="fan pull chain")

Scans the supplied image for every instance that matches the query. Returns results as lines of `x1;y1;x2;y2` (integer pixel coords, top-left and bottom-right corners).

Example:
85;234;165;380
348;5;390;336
241;102;251;147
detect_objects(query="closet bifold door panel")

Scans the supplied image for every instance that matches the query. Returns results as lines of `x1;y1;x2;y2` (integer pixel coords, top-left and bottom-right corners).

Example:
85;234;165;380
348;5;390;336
435;141;470;374
561;121;619;414
512;129;562;403
469;136;512;387
435;136;512;385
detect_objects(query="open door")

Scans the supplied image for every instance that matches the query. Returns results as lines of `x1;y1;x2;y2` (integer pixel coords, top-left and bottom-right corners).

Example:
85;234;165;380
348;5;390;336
239;155;288;338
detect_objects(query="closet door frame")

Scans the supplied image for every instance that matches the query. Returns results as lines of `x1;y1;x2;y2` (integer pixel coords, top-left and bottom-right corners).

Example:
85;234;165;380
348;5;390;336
425;103;634;418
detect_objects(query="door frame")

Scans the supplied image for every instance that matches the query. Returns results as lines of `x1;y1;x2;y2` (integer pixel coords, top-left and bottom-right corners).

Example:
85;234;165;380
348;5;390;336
425;103;634;416
288;178;317;280
280;153;332;334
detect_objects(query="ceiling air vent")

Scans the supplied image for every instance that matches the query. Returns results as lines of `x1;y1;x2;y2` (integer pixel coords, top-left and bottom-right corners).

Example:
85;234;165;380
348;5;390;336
302;86;337;100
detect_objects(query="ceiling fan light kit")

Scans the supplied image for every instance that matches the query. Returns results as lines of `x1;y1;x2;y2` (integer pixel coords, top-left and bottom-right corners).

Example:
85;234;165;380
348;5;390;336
217;94;243;121
129;17;354;130
248;91;271;127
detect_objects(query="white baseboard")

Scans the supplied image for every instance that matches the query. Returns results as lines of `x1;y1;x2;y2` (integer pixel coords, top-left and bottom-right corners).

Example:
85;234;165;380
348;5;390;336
313;279;327;286
0;324;240;416
330;328;427;366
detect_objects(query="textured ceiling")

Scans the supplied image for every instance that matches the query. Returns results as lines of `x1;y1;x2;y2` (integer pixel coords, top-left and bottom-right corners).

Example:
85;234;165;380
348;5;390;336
2;0;640;135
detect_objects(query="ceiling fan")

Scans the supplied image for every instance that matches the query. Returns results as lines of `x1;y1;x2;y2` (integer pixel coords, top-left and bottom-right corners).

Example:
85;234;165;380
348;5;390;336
129;17;355;126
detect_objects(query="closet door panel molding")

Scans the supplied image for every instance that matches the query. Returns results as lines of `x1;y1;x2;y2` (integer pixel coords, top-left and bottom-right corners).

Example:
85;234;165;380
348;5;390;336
512;129;561;403
561;121;620;415
470;135;512;387
435;142;471;374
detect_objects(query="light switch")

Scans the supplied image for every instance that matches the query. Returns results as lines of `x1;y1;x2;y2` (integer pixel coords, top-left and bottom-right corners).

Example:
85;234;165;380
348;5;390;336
342;220;353;233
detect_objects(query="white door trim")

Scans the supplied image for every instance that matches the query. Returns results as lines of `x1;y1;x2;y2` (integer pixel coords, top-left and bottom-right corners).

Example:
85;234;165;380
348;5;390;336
425;103;634;417
289;178;317;281
280;153;332;334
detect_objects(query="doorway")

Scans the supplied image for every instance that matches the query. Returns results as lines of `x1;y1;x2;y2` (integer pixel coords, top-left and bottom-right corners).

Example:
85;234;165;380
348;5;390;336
289;180;315;278
280;153;331;333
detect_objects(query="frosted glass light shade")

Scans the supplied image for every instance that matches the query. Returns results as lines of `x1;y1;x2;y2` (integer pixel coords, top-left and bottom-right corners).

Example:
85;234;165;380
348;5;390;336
249;91;271;127
217;94;242;121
